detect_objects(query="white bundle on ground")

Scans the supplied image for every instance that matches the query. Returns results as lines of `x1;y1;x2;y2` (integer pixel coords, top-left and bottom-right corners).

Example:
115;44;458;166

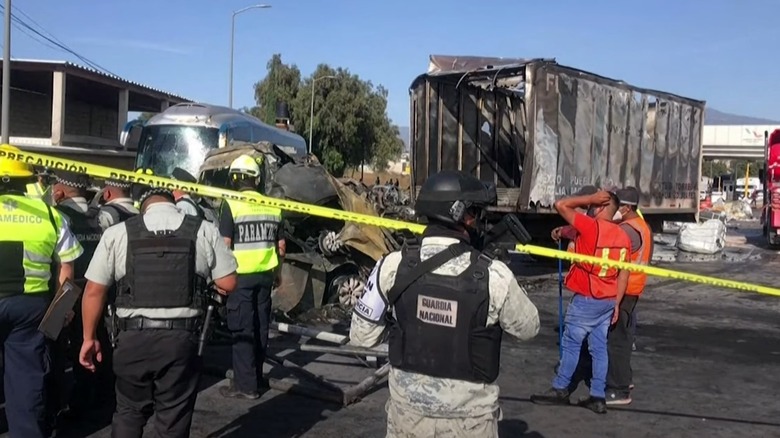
676;219;727;254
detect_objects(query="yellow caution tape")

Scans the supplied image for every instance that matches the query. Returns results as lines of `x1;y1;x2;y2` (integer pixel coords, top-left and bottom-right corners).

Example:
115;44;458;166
2;145;778;297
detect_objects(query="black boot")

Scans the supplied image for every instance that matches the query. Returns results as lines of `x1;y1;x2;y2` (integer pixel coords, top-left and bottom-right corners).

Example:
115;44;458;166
576;396;607;414
530;388;571;406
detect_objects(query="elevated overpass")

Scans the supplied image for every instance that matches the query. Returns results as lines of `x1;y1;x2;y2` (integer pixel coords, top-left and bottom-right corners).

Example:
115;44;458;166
702;124;778;159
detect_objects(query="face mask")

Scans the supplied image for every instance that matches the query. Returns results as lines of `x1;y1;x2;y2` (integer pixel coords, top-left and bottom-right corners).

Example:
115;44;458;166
612;210;623;221
586;207;598;218
41;186;56;207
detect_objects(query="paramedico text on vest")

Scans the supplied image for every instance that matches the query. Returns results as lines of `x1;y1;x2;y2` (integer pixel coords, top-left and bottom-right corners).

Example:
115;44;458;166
387;242;503;383
115;215;206;309
565;218;631;299
56;204;103;280
0;194;60;296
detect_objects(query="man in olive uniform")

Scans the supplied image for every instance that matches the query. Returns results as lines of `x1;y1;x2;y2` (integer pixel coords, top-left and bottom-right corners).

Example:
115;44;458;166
79;181;238;437
349;170;540;437
97;178;139;230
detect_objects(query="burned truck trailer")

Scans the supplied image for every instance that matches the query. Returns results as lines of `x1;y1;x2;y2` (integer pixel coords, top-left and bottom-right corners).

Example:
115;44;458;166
409;56;706;233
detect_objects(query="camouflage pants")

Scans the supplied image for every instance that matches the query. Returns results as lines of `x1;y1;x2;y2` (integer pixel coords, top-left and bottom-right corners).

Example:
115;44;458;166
385;399;500;438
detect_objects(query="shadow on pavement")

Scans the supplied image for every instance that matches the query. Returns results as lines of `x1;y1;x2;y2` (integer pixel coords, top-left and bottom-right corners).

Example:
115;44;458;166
498;396;780;429
498;418;545;437
205;391;343;438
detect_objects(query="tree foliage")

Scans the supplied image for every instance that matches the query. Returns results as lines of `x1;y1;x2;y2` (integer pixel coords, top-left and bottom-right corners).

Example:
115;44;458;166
249;54;403;176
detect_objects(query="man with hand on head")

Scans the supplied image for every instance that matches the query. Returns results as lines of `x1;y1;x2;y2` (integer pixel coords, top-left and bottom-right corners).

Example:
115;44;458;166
531;187;631;414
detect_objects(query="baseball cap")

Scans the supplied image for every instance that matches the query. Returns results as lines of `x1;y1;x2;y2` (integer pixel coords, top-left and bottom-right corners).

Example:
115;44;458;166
615;186;640;206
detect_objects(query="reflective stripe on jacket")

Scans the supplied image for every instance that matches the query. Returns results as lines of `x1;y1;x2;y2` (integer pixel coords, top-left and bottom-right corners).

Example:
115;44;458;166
567;219;631;299
226;198;282;274
0;194;65;293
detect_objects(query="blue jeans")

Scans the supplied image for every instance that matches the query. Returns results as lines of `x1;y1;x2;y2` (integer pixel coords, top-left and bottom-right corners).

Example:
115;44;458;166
552;293;615;398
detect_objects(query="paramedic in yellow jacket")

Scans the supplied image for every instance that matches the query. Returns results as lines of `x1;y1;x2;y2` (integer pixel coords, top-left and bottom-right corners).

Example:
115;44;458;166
217;154;286;400
0;145;83;438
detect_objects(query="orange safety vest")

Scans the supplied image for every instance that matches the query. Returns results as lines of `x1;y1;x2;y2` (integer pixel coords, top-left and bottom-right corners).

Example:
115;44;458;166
621;216;654;296
565;219;631;299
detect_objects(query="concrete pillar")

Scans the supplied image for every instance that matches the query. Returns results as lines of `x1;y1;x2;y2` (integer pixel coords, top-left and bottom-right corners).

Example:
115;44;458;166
160;100;169;112
51;71;66;146
117;88;129;140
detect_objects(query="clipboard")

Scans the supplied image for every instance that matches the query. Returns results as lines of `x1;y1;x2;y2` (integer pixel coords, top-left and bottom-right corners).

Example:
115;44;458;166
38;279;83;340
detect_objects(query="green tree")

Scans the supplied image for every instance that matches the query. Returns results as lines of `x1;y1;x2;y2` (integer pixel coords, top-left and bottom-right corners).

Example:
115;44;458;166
251;55;403;176
252;54;301;125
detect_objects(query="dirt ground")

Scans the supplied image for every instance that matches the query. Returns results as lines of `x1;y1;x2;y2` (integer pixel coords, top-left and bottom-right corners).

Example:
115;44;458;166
5;222;780;438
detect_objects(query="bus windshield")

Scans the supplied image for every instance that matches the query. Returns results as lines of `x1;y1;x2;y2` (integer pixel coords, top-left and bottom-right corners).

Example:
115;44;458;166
135;125;220;177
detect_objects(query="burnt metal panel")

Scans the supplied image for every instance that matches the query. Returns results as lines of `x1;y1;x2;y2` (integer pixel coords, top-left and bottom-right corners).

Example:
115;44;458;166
525;62;705;213
409;74;525;201
409;58;705;215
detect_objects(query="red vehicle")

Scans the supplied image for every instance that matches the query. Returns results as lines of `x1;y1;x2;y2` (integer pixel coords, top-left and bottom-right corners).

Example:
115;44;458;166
762;129;780;246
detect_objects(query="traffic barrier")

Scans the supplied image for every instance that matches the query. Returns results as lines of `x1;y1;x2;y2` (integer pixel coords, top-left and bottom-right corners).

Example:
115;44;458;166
2;144;779;298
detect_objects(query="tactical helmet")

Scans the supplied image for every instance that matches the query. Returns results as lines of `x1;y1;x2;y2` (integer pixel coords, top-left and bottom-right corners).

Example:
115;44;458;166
414;170;497;225
0;144;33;178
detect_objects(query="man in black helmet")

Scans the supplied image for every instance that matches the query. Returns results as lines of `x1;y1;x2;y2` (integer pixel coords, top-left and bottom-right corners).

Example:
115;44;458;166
349;170;540;437
78;179;238;437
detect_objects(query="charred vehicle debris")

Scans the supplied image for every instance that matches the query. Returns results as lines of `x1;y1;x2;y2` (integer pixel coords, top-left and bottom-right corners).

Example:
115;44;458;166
120;102;413;317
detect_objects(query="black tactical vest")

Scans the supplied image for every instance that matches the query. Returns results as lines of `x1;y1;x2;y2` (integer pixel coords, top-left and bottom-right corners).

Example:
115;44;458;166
387;241;503;383
100;203;137;225
116;214;205;309
56;204;103;280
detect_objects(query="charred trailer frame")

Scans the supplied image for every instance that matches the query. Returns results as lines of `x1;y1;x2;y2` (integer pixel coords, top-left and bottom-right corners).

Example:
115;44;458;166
409;56;706;233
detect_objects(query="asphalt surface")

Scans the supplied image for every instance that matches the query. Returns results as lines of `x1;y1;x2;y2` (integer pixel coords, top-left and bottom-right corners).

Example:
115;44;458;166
5;223;780;438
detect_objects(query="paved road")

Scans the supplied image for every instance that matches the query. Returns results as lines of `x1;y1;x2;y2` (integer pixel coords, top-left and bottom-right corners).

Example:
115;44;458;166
6;229;780;437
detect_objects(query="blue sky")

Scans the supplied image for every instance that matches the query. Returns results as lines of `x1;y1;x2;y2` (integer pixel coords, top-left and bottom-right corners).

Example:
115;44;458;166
8;0;780;125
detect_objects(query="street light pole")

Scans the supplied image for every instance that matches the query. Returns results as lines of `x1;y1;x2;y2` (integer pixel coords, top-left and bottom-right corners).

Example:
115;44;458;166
1;0;11;143
308;75;336;156
229;4;271;108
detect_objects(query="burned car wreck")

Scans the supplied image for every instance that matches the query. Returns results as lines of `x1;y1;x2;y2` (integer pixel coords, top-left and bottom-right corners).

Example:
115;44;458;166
195;141;404;316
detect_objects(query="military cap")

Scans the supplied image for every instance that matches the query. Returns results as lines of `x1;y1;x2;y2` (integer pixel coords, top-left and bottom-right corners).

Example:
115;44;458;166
104;178;132;189
54;170;90;188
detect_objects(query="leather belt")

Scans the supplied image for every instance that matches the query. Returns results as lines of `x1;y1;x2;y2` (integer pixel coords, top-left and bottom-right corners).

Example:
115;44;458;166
118;316;200;331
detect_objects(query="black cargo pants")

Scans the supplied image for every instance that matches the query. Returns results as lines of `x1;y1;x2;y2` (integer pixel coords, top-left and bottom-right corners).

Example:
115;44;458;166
112;328;201;438
227;272;274;393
